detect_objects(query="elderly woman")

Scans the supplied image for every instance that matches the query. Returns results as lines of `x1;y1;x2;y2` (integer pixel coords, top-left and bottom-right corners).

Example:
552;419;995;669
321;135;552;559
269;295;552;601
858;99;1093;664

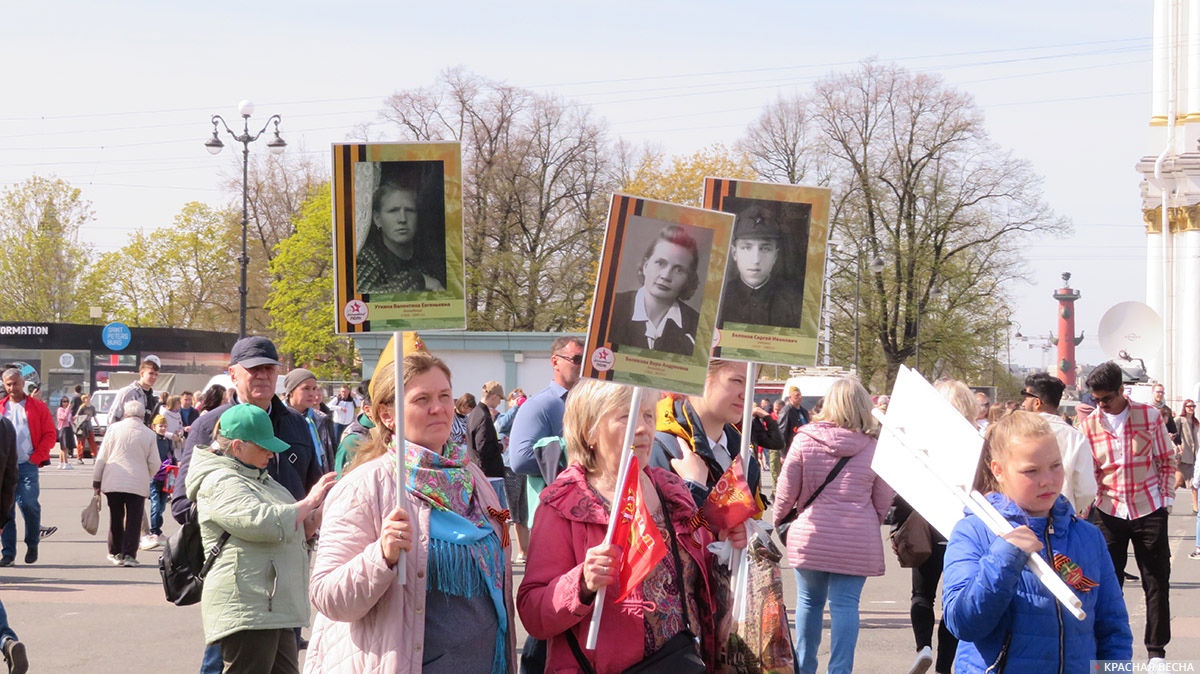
306;354;514;674
187;404;336;674
517;379;719;673
93;400;160;567
772;378;893;674
609;224;702;357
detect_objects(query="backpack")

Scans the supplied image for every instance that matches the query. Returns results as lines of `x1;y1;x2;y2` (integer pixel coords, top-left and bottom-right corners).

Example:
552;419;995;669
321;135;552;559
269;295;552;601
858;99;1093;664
158;503;230;606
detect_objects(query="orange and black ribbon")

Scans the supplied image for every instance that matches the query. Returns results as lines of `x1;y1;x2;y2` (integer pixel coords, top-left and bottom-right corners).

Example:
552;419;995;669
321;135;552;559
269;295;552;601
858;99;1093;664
1052;552;1098;592
487;507;511;548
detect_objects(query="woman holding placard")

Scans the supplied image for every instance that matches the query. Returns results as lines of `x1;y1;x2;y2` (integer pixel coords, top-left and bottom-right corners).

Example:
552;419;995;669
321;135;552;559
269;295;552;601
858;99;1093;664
305;354;515;674
772;378;892;674
516;379;719;674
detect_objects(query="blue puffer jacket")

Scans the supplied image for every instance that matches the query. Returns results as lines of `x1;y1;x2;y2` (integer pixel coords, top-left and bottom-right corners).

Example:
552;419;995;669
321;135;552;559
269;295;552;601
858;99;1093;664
943;493;1132;674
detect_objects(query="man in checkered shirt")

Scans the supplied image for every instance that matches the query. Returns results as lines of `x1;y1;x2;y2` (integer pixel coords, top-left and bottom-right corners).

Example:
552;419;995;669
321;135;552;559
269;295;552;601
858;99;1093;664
1080;361;1176;662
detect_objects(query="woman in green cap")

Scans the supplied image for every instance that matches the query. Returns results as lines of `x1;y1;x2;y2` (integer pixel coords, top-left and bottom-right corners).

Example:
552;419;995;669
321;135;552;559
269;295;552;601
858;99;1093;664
186;403;336;674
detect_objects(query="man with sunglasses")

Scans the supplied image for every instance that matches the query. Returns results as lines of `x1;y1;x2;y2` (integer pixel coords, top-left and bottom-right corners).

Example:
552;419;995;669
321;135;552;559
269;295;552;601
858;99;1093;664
1020;372;1096;515
1079;361;1176;666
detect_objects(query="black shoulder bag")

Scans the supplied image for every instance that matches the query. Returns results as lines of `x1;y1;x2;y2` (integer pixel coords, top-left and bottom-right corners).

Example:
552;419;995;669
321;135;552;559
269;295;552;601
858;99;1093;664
159;502;231;606
564;481;707;674
774;455;852;542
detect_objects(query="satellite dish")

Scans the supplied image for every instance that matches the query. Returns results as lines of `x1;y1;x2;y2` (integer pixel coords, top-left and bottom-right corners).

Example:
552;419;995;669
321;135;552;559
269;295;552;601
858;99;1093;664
1097;301;1162;362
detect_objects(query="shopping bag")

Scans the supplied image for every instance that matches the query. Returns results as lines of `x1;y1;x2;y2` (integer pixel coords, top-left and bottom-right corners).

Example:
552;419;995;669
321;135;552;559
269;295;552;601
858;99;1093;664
81;493;101;536
717;533;796;674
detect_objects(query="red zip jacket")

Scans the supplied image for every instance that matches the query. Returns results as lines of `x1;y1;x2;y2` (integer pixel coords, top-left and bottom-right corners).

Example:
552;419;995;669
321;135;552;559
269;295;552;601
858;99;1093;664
0;395;57;466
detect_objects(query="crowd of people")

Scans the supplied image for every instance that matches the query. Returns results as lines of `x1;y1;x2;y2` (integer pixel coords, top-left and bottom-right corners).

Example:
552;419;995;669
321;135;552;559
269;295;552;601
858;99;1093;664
0;333;1194;674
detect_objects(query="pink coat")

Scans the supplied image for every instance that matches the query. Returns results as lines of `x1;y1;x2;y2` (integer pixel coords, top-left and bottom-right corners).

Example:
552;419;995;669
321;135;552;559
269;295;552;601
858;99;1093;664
516;464;718;674
770;422;893;577
304;454;515;674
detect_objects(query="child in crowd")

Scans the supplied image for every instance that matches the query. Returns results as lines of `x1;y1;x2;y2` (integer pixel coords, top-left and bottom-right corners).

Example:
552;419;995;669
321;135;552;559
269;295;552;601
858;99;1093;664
141;415;175;550
943;411;1132;673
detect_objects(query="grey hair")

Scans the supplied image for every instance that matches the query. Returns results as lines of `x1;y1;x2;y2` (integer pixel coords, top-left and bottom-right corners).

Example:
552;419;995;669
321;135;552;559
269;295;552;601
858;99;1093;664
123;400;145;421
1;369;21;382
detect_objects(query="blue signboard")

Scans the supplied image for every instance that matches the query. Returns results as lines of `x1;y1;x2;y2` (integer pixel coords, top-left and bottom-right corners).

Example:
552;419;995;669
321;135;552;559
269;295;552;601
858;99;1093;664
102;322;132;351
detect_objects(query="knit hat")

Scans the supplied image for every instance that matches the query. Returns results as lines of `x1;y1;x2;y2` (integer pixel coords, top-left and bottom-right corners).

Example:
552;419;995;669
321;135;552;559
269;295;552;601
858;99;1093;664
283;368;317;397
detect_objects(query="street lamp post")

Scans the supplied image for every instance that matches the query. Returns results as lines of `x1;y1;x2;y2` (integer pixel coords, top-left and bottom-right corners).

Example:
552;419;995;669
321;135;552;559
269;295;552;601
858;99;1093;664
204;100;286;338
855;252;885;373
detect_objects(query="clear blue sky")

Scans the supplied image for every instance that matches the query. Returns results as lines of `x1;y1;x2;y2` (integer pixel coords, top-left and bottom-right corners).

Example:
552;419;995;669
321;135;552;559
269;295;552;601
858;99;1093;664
0;1;1152;369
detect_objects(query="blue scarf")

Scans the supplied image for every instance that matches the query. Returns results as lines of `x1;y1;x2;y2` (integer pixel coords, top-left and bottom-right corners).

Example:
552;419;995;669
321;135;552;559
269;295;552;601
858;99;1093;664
425;508;508;674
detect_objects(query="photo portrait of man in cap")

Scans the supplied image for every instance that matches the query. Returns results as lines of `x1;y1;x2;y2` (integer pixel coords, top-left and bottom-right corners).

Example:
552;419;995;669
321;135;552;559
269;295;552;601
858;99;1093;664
718;203;806;330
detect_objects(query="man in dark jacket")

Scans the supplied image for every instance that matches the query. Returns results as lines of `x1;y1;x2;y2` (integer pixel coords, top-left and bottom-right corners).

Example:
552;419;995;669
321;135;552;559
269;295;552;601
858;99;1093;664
0;416;29;672
466;381;506;480
773;386;810;484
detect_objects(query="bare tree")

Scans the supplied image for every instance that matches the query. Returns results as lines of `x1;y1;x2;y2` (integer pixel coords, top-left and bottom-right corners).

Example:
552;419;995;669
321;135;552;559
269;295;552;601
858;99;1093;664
365;68;617;331
738;95;828;186
748;62;1067;388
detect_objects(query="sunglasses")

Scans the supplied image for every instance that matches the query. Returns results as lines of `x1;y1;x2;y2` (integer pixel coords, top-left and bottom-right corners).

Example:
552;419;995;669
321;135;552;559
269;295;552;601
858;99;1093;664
554;353;584;366
1093;391;1121;405
1019;390;1037;398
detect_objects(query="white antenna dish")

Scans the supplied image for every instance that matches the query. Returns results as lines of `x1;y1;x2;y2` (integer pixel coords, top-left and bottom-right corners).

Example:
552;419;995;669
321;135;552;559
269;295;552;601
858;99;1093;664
1097;302;1162;362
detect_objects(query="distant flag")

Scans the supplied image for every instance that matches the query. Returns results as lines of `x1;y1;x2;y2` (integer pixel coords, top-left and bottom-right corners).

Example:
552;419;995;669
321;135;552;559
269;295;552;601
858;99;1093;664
611;457;667;603
701;456;761;533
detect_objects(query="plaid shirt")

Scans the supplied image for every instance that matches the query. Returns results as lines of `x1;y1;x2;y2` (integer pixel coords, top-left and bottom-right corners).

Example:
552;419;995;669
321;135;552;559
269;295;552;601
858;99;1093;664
1081;400;1176;520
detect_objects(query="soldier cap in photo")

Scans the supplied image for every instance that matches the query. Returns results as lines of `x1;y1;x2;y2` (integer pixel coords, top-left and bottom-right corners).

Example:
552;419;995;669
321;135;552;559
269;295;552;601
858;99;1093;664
733;205;781;241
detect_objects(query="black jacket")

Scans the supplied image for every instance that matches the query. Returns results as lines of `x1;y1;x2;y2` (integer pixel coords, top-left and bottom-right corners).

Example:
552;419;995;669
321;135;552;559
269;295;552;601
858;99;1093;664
778;403;811;452
171;395;326;524
466;404;506;478
608;290;699;358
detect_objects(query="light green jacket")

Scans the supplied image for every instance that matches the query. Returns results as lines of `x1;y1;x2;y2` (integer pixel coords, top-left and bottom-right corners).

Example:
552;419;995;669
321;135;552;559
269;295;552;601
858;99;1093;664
185;447;307;644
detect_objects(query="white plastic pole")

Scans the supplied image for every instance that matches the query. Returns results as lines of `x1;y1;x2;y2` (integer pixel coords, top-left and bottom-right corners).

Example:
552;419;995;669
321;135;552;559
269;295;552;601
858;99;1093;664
394;332;408;584
585;386;644;650
871;410;1084;620
729;361;756;621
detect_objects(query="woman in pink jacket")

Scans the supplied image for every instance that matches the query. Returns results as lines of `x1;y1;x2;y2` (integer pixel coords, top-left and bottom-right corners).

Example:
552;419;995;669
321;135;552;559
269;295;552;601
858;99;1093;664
305;353;515;674
516;380;720;673
771;378;893;674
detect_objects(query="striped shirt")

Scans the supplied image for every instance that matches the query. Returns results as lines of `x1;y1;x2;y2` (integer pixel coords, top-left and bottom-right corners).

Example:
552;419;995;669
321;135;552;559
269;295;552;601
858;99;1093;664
1081;400;1176;520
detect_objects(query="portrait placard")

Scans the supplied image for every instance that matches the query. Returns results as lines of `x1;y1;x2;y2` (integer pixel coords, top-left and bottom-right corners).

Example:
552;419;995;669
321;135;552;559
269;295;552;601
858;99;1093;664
332;142;466;333
703;178;830;366
581;194;733;396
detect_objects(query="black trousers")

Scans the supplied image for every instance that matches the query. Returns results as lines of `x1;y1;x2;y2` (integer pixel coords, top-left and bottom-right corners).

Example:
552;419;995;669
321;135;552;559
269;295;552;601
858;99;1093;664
1092;507;1172;658
219;628;299;674
105;492;144;560
910;538;957;673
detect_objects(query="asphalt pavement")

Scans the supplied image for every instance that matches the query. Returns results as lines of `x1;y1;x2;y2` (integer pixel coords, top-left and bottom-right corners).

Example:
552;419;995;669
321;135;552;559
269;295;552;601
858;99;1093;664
2;465;1197;672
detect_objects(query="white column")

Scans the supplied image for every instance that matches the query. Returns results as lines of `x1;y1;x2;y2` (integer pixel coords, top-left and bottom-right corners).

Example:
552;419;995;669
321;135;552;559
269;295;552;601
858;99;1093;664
1178;229;1200;404
1146;231;1165;380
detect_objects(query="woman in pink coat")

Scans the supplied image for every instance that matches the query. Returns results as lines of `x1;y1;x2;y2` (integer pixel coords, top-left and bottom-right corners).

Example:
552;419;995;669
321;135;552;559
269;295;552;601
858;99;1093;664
305;354;515;674
516;380;723;673
771;378;893;674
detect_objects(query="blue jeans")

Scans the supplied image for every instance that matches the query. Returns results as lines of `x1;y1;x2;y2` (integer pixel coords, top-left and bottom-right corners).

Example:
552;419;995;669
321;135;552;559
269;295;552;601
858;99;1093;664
794;569;866;674
148;481;167;535
0;598;16;644
1;462;40;559
201;643;221;674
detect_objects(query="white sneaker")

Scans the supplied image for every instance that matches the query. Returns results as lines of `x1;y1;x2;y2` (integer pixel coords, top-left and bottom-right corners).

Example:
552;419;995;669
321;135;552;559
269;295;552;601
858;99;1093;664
1148;658;1167;672
107;554;123;566
907;646;933;674
138;535;158;551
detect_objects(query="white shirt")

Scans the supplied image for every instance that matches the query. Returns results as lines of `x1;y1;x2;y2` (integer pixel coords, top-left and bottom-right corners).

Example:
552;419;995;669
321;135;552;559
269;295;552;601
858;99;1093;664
331;399;356;426
631;288;687;350
1039;412;1098;513
3;400;32;463
707;432;732;473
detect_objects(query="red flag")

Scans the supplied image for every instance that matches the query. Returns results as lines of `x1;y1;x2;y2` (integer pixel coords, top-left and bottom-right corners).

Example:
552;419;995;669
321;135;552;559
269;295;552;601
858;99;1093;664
701;456;761;532
610;457;667;603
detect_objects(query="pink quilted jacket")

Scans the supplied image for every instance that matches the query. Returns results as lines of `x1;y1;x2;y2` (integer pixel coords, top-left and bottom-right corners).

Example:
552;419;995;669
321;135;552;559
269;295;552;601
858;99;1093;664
304;454;516;674
770;422;893;577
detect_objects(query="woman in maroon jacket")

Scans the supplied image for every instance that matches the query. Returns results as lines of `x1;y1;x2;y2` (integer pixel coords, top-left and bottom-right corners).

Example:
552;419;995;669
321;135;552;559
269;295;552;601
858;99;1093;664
517;380;724;673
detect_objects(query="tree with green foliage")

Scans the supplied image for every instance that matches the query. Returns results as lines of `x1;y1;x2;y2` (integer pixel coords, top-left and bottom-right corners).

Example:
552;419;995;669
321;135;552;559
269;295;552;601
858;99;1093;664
0;175;95;322
618;142;757;207
266;184;357;379
82;202;242;330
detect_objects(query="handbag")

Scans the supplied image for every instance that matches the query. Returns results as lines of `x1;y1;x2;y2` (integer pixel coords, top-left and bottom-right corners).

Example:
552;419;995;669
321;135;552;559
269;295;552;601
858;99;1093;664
80;493;101;536
890;511;933;568
158;503;231;606
564;481;706;674
774;455;851;542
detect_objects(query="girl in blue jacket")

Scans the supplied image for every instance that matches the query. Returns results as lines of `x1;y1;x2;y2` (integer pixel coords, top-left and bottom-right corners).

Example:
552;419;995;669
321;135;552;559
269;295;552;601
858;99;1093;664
943;411;1132;673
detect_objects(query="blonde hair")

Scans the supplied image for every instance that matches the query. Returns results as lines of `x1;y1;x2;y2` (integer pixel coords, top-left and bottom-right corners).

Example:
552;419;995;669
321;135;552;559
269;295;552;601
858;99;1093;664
934;379;977;423
562;379;646;474
987;404;1007;424
973;411;1054;494
348;353;453;472
706;358;751;386
814;377;877;436
481;380;503;399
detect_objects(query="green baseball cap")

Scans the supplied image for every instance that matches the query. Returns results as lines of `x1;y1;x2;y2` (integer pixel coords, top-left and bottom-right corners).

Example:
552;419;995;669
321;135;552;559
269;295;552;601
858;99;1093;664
218;404;289;453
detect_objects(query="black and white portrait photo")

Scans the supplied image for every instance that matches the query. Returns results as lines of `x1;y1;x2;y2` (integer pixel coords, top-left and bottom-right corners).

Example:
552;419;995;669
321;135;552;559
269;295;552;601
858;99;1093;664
354;160;447;295
717;197;810;330
609;217;713;357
